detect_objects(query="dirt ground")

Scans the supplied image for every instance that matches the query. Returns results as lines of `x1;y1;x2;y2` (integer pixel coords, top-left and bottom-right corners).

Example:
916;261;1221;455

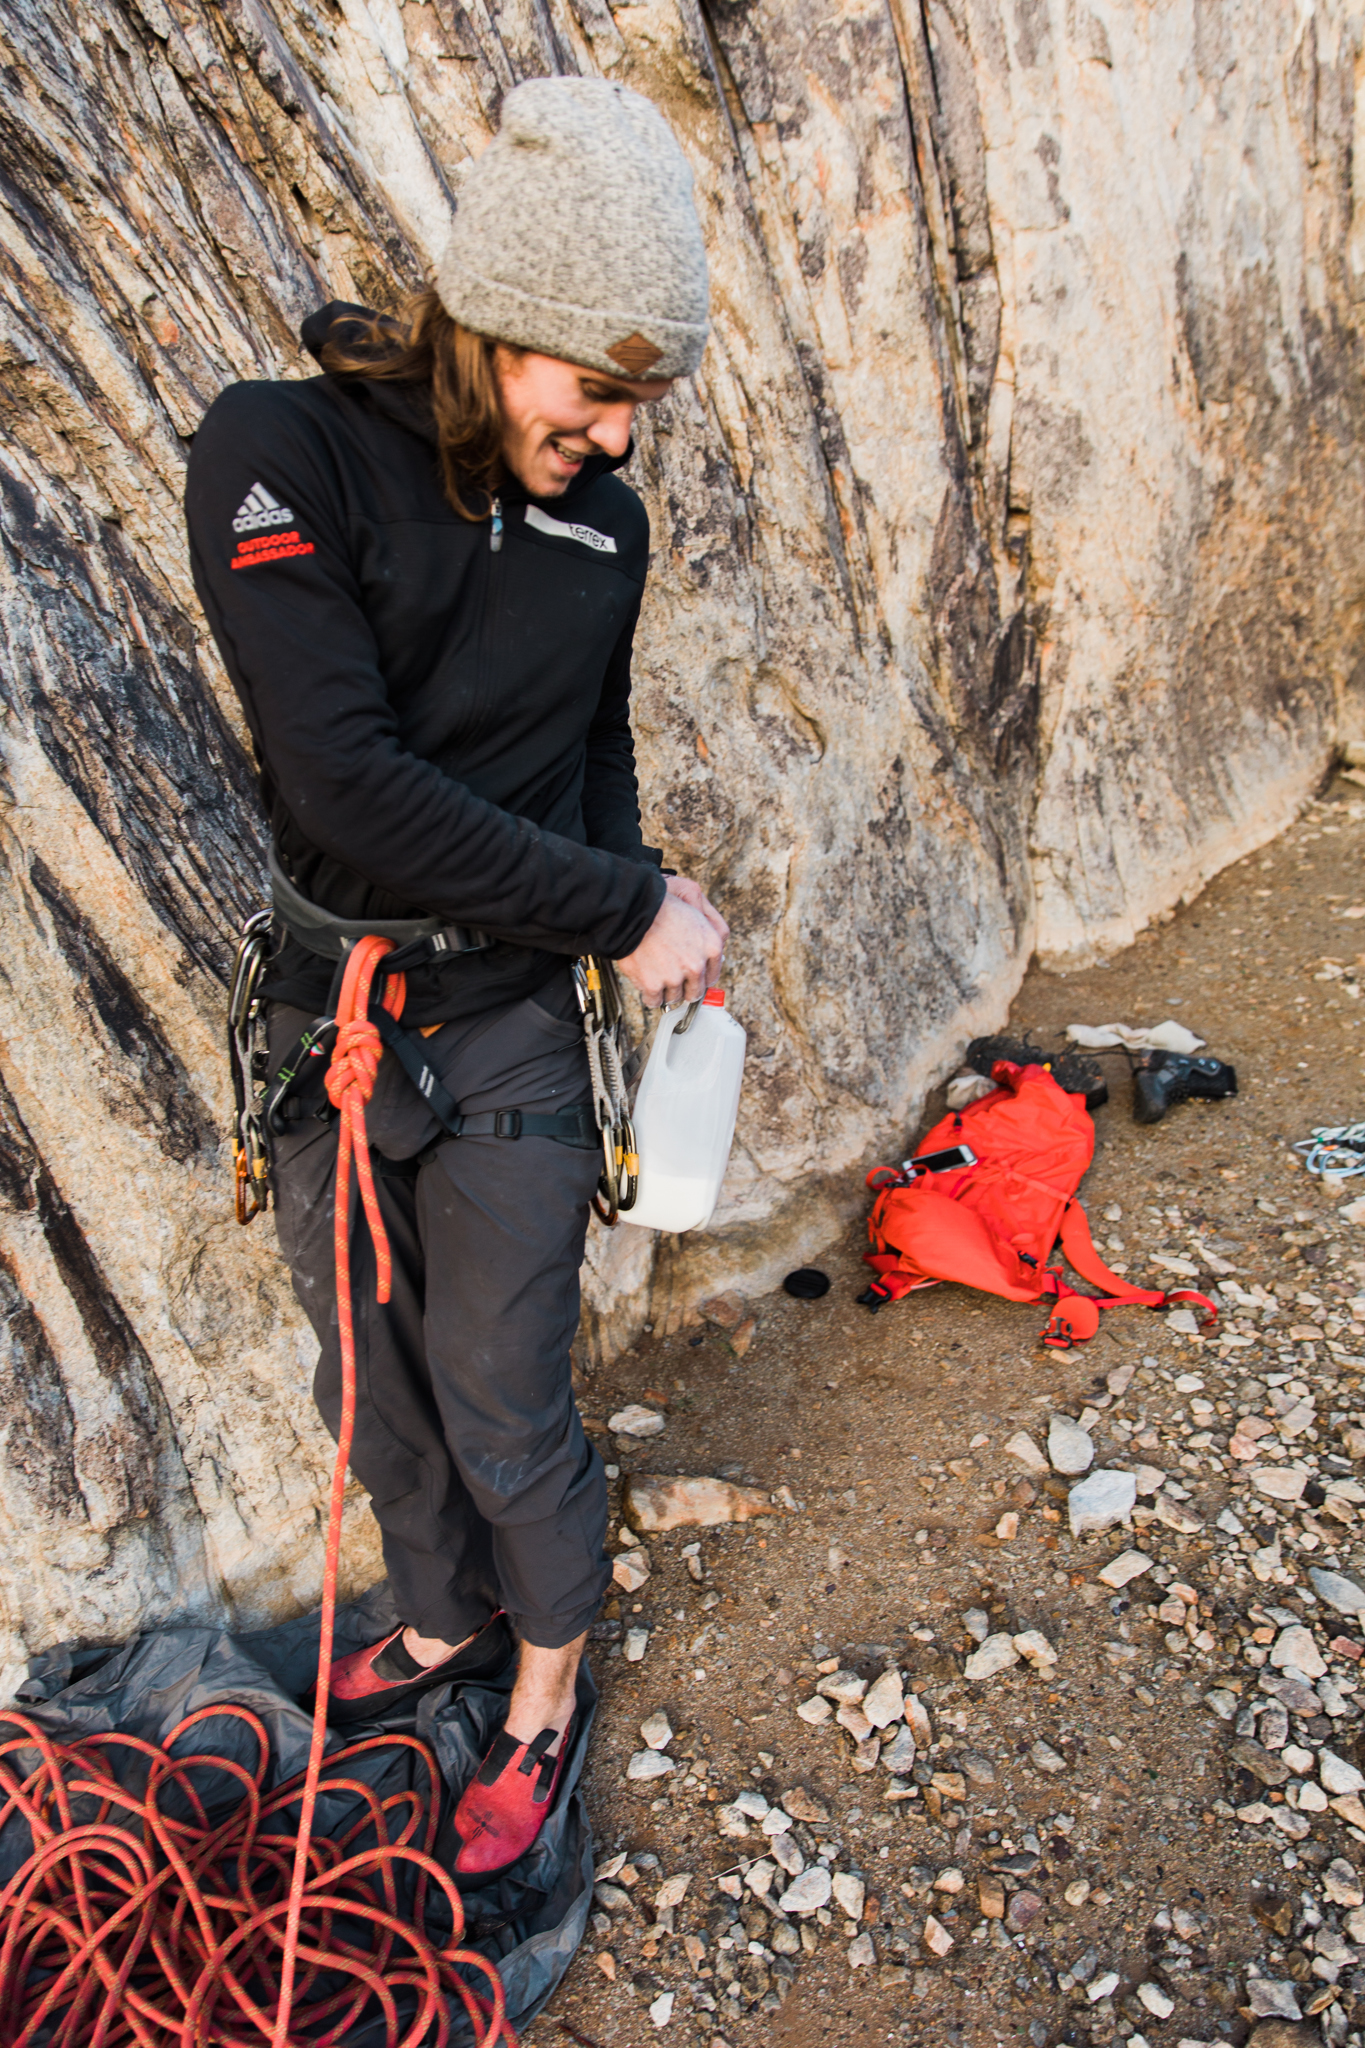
525;773;1365;2048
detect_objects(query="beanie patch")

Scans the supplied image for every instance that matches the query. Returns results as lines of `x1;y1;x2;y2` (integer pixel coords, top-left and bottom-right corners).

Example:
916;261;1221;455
607;333;664;376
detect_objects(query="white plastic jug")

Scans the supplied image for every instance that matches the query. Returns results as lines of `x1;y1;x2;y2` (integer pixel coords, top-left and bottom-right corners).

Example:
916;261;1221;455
624;989;746;1233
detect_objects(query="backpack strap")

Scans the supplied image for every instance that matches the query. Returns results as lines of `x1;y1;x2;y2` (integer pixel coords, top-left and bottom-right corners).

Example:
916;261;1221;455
857;1257;939;1312
1057;1203;1167;1305
1041;1205;1220;1347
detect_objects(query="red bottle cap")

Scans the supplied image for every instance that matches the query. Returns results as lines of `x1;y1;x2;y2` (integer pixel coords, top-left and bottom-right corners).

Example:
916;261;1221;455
703;987;725;1006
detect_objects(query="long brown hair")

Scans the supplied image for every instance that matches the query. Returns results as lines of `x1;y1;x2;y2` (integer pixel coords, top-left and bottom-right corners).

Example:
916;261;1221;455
317;289;510;519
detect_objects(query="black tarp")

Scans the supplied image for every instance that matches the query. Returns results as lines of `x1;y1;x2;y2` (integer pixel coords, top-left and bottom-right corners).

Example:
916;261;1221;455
5;1583;594;2041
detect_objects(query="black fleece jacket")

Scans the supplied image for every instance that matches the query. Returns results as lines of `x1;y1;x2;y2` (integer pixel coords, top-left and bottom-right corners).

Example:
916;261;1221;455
185;303;667;1022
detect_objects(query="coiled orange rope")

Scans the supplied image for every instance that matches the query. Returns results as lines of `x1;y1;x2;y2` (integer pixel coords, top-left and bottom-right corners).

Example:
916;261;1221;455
0;934;517;2048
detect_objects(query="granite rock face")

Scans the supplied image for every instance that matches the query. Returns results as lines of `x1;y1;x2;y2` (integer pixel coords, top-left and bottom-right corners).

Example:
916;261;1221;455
0;0;1362;1668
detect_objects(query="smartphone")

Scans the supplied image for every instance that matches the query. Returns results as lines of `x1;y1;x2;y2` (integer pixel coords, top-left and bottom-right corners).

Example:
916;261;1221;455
904;1143;978;1175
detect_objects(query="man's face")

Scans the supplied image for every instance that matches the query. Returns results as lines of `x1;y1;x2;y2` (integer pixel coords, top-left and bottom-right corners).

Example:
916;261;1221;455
494;348;673;497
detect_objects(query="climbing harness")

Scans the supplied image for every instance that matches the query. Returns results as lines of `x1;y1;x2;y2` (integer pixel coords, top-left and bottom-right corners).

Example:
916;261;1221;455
573;955;639;1223
1295;1122;1365;1182
0;931;518;2048
228;860;605;1222
268;848;493;968
861;1057;1219;1347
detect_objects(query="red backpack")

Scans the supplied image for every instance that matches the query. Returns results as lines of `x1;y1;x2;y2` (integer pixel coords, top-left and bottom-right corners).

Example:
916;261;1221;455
860;1060;1217;1347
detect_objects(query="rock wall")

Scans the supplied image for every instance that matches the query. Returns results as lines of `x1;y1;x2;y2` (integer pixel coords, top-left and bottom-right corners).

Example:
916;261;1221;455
0;0;1361;1669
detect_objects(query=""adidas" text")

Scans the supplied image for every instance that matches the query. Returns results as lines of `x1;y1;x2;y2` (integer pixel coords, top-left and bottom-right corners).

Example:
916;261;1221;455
233;482;295;533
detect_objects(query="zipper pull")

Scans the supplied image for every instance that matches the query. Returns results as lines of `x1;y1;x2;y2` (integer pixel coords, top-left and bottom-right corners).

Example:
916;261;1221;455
489;495;503;553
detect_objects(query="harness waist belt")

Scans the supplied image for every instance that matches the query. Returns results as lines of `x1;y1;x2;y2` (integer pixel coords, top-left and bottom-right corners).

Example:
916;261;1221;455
269;849;491;963
371;1104;598;1177
370;1009;597;1153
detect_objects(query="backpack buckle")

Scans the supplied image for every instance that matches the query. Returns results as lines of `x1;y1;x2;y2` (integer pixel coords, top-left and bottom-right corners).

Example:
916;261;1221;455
494;1109;523;1139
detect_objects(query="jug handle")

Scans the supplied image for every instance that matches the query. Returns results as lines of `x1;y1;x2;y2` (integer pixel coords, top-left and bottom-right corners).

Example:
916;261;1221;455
671;998;704;1037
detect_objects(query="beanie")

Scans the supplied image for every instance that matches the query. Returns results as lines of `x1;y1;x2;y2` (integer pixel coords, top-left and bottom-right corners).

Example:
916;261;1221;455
436;78;710;382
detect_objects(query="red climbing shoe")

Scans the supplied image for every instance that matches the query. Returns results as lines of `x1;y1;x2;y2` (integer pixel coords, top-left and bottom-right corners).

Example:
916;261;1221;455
452;1718;574;1880
324;1611;513;1724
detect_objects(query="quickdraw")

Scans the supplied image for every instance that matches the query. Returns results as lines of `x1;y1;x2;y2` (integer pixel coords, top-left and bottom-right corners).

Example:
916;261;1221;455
574;955;639;1223
1296;1122;1365;1182
226;908;274;1223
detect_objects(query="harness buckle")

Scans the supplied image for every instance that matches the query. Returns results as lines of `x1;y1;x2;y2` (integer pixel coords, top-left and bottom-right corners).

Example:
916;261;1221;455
494;1109;522;1139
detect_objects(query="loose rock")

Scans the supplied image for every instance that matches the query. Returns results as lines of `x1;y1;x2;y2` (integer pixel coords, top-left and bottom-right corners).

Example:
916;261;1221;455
778;1867;833;1916
796;1694;833;1725
1250;1467;1308;1503
1014;1629;1059;1670
782;1786;829;1823
836;1702;874;1740
1152;1495;1204;1534
964;1632;1021;1681
609;1405;665;1438
1005;1431;1049;1474
1098;1550;1154;1590
818;1669;869;1705
627;1750;675;1782
1247;1980;1303;2020
1230;1740;1290;1788
624;1474;773;1531
904;1695;933;1745
1048;1415;1095;1474
882;1726;917;1774
613;1547;651;1592
1271;1625;1327;1679
640;1711;673;1750
770;1830;804;1876
862;1668;904;1728
1309;1566;1365;1615
1068;1468;1137;1536
923;1914;954;1956
832;1871;865;1920
1006;1889;1043;1933
1320;1749;1365;1795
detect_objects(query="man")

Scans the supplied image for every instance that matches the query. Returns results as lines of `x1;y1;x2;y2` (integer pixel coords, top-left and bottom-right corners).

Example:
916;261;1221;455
185;75;726;1877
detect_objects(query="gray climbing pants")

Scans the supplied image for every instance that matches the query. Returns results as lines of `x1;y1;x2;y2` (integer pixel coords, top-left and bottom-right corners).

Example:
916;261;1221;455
267;969;610;1649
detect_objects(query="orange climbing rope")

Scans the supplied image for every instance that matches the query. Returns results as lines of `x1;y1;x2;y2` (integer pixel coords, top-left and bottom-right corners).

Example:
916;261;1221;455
0;934;517;2048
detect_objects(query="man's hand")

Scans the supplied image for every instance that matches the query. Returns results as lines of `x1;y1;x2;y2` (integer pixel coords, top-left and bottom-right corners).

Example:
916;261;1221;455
615;875;728;1007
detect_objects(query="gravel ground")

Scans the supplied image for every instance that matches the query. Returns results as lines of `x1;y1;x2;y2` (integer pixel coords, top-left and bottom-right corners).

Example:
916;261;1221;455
528;775;1365;2048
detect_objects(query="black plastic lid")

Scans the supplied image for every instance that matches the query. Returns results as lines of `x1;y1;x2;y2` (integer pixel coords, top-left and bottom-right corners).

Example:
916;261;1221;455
783;1268;831;1300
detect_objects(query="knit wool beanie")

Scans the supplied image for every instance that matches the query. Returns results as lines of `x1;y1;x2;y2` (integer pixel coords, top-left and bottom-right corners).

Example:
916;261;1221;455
436;77;709;382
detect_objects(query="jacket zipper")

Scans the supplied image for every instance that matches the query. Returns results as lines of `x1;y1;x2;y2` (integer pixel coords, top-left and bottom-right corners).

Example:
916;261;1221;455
470;495;502;748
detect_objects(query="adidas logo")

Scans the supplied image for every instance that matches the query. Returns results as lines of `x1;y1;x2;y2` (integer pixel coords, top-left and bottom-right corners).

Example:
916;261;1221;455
233;482;294;533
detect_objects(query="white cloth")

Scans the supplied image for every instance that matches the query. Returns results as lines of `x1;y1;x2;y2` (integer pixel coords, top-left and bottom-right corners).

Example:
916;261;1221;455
1065;1019;1205;1056
946;1072;997;1110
